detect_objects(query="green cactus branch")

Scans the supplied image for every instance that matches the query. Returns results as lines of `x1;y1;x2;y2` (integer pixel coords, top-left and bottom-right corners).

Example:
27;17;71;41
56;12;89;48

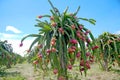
21;0;97;79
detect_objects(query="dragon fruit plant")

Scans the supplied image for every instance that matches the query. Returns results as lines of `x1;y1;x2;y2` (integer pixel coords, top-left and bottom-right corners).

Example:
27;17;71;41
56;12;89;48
96;32;120;71
0;40;13;71
20;0;97;79
0;40;24;72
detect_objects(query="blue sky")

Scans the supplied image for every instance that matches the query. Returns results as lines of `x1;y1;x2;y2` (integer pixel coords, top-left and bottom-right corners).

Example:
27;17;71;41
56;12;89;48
0;0;120;55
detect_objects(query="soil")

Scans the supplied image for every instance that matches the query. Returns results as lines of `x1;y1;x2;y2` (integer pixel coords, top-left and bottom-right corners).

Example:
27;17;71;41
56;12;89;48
0;63;120;80
5;63;39;80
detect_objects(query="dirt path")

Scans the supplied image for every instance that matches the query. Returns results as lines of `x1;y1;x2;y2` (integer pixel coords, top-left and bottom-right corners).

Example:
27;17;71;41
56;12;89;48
6;63;39;80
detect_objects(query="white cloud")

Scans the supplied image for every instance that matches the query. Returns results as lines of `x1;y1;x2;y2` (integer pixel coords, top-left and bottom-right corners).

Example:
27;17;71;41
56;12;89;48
1;38;36;57
115;31;120;34
0;32;36;56
0;33;17;39
11;39;35;56
6;26;22;33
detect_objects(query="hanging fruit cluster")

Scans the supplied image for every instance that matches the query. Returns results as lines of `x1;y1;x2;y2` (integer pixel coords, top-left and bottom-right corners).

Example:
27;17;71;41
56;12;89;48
21;0;98;79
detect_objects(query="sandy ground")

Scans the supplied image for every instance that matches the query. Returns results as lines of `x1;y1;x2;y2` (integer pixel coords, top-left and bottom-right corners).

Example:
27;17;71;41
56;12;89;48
5;63;39;80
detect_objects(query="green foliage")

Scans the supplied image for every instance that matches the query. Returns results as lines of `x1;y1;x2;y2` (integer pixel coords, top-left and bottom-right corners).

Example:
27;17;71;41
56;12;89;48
96;32;120;71
14;54;26;64
1;75;25;80
0;40;13;70
0;40;24;72
21;0;97;79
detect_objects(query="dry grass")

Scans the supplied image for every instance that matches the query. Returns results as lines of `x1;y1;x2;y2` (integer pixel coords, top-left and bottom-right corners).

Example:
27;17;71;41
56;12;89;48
0;63;120;80
83;64;119;80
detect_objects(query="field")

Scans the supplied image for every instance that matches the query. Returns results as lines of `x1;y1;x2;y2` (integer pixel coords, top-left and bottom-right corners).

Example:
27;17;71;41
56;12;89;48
0;62;120;80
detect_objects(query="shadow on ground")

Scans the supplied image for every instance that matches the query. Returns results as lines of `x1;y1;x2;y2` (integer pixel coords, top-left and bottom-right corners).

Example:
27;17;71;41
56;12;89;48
0;71;20;77
112;68;120;74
